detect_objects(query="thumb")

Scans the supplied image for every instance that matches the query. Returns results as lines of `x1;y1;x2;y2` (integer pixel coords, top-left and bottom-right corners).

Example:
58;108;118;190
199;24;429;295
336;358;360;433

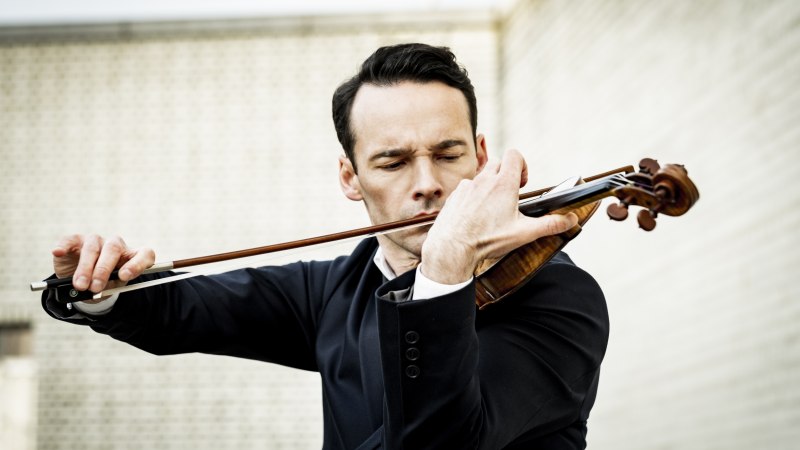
517;212;579;243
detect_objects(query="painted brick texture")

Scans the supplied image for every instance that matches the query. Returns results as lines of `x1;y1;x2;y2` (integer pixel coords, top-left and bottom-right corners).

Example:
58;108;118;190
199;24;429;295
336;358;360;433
499;1;800;449
0;14;498;450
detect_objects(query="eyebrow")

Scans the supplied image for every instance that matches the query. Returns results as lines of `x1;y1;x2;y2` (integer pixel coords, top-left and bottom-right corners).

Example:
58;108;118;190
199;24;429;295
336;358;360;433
368;139;468;162
369;148;413;162
430;139;468;151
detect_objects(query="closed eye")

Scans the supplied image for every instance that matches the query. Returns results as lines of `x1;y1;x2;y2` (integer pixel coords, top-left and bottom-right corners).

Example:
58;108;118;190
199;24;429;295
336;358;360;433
432;139;467;163
380;161;406;171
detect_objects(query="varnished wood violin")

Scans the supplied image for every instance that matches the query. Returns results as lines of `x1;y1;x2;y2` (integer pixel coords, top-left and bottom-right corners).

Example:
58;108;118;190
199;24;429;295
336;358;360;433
31;157;699;308
474;157;698;307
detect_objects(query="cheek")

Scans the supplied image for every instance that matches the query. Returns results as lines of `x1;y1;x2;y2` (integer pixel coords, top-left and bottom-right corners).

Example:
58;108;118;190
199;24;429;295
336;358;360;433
360;180;410;215
362;172;407;199
442;167;477;193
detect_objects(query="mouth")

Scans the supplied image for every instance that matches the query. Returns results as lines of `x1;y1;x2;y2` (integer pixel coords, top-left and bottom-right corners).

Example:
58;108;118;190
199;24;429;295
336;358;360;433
413;210;439;219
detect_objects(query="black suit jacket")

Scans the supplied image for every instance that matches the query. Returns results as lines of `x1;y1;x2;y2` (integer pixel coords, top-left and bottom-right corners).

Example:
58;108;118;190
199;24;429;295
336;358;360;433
43;238;609;449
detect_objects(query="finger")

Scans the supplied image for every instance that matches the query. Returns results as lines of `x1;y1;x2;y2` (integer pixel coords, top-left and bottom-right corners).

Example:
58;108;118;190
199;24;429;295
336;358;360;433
73;234;103;291
53;234;86;279
519;157;528;189
52;234;84;257
117;247;156;282
542;212;578;236
90;236;127;292
516;212;579;243
498;149;525;184
476;159;501;178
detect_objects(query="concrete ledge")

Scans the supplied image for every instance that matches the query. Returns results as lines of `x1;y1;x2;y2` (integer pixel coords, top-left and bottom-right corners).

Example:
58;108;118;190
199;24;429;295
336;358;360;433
0;11;499;44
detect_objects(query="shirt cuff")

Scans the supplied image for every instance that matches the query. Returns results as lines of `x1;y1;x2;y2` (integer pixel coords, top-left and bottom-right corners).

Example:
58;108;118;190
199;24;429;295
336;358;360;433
71;294;120;316
412;266;473;301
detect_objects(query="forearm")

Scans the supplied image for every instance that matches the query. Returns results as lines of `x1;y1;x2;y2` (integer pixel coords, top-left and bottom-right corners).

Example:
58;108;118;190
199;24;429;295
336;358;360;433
41;265;321;370
377;272;482;449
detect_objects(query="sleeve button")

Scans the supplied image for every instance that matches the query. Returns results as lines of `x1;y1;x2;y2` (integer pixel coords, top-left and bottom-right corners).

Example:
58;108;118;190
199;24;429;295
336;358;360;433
404;331;419;344
405;365;420;379
405;347;420;361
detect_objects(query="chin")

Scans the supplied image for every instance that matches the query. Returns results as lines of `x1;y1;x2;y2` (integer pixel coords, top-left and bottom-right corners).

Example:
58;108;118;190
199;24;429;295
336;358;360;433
380;222;430;258
407;231;428;256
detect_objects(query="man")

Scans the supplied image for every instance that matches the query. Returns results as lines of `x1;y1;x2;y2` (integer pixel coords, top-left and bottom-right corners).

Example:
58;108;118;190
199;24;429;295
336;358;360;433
43;43;609;449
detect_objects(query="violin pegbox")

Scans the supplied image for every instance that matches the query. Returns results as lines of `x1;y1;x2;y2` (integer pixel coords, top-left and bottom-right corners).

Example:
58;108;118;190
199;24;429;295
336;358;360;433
606;158;699;231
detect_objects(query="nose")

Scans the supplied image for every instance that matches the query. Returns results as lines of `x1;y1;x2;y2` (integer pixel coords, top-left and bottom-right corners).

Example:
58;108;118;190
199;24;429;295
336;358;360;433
412;160;443;202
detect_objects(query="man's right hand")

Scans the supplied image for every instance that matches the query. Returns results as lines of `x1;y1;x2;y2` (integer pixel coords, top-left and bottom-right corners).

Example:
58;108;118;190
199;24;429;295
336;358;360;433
52;234;155;303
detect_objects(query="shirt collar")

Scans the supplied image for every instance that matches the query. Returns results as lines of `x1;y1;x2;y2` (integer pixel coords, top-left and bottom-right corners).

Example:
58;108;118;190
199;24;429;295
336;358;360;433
373;246;397;280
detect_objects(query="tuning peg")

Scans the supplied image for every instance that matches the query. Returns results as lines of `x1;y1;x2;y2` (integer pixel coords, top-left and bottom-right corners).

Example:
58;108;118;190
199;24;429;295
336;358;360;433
637;209;657;231
639;158;660;175
607;202;629;221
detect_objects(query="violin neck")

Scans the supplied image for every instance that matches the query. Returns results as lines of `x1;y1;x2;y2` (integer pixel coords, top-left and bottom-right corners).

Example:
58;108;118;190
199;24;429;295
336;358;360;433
518;176;620;218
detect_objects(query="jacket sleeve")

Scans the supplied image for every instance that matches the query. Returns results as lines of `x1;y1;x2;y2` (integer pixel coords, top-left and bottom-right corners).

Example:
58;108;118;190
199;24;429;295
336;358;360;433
375;257;609;449
41;261;330;371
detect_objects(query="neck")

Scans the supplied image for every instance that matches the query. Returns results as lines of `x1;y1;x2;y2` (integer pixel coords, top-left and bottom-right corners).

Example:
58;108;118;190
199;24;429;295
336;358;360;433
376;235;420;277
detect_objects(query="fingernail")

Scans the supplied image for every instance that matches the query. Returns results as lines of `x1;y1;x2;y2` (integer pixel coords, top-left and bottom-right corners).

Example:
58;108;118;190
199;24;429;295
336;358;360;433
75;276;88;289
90;279;103;292
119;268;131;280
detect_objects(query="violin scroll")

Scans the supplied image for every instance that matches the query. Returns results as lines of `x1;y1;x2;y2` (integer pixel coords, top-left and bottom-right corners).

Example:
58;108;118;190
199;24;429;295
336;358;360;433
606;158;699;231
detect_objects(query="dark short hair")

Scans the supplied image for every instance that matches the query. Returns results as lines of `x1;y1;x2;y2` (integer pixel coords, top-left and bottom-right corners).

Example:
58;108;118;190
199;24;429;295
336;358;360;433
332;43;478;171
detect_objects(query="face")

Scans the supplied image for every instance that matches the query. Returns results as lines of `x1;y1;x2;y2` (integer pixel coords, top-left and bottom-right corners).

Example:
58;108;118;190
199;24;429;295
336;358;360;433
338;81;488;268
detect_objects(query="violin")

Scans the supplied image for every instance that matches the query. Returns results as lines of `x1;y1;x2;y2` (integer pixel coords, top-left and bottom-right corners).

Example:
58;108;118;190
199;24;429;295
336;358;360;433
31;157;699;308
474;157;698;307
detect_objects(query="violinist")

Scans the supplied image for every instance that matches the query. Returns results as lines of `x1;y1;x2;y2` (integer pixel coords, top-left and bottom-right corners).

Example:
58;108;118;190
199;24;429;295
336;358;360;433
42;43;609;449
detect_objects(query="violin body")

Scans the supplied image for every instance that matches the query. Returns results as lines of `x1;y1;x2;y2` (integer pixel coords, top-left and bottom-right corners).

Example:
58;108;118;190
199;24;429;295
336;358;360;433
475;195;601;308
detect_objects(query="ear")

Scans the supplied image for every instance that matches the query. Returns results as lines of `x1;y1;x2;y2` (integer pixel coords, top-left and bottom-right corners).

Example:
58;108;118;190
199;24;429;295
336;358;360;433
338;155;363;201
475;133;489;173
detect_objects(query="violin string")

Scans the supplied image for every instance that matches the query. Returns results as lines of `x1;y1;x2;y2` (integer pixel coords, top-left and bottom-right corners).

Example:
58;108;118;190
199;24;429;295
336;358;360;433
606;176;651;190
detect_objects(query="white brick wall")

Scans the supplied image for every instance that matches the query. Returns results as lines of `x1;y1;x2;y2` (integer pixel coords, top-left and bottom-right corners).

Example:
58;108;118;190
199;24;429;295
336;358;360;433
500;1;800;449
0;13;498;449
